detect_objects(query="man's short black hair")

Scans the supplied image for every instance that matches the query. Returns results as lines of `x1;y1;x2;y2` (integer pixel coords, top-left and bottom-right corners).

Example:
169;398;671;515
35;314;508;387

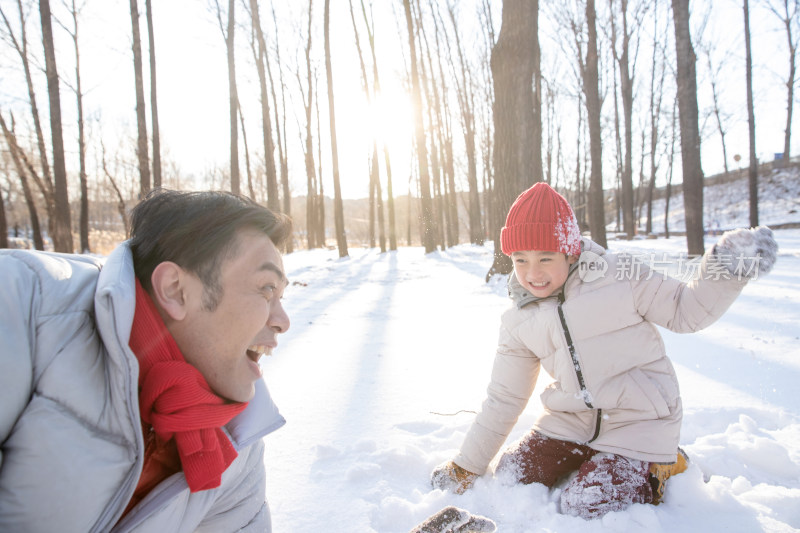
129;189;292;309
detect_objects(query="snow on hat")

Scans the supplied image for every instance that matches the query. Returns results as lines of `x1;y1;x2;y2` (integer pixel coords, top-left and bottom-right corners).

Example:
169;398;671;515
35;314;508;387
500;182;581;256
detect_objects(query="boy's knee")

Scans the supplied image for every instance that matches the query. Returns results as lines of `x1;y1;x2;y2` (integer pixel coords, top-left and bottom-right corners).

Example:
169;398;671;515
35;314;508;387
496;431;588;488
560;453;653;519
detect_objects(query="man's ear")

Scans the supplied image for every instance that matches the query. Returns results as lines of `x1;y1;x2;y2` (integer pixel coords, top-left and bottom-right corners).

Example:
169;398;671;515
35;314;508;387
567;254;580;265
150;262;188;321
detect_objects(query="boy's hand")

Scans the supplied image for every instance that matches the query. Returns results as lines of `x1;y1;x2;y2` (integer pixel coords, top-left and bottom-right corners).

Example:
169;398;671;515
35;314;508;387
431;461;478;494
714;226;778;279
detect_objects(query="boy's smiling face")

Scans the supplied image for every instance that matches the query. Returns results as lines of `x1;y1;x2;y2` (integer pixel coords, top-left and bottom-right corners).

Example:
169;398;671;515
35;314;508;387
512;250;578;299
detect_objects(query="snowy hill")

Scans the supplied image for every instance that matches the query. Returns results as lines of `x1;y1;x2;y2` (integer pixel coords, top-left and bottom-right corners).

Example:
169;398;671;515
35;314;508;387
261;229;800;532
620;166;800;236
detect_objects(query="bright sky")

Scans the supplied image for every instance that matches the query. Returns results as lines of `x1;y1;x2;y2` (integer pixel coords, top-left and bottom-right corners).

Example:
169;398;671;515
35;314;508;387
0;0;796;200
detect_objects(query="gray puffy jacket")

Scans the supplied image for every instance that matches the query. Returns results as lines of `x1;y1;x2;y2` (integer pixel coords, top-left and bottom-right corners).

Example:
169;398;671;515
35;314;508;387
0;244;285;532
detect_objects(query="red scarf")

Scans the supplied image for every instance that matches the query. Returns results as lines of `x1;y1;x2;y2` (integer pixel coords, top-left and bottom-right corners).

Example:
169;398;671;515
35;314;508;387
129;279;247;492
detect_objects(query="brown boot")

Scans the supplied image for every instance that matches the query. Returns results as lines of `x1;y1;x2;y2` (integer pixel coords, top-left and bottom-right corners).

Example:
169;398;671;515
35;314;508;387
649;448;689;504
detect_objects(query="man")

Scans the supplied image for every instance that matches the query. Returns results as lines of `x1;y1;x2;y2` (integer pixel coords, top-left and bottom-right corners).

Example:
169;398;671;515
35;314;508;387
0;189;292;532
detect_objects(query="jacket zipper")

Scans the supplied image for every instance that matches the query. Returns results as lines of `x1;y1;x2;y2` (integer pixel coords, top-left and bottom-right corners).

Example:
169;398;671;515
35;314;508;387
557;292;601;443
589;409;602;443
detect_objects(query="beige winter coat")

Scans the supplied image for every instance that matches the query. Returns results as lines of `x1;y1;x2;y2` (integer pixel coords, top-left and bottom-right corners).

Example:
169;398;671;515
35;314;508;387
455;238;748;475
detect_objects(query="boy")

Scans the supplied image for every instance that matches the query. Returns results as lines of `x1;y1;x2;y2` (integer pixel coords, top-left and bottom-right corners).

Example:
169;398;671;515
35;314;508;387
431;182;777;518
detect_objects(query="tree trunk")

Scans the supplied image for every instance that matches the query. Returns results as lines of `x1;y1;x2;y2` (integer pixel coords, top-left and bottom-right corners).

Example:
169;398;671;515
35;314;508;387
665;98;677;240
403;0;436;254
646;6;666;236
427;3;458;247
348;0;382;250
299;0;318;248
610;0;635;239
413;0;445;250
314;78;326;247
64;0;90;252
129;0;151;198
672;0;705;256
101;142;130;235
531;1;544;187
266;5;292;232
479;0;495;243
39;0;72;252
744;0;759;226
486;0;538;280
783;19;795;165
705;51;730;175
358;0;396;250
584;0;608;248
445;3;483;245
145;0;161;188
249;0;279;210
2;0;57;238
610;34;623;233
324;0;348;257
238;102;255;199
0;111;45;250
0;183;6;249
226;0;240;195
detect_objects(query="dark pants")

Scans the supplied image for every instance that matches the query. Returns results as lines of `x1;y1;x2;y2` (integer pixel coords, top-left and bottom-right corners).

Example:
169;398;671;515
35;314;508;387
496;430;653;519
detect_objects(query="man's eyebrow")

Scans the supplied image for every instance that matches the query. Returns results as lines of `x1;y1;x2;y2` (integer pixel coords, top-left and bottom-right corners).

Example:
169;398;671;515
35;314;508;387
258;261;289;285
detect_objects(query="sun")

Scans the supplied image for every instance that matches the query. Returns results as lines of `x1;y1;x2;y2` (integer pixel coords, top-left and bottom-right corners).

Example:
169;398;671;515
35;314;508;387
367;86;413;157
335;82;414;198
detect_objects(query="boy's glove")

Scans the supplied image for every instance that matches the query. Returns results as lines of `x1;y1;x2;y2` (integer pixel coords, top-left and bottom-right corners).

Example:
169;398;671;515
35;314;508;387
714;226;778;279
431;461;478;494
410;506;496;533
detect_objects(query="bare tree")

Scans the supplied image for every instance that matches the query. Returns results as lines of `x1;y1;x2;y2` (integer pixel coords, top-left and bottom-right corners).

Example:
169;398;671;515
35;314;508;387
744;0;759;226
324;0;348;257
486;0;539;279
39;0;72;252
672;0;705;255
0;111;45;250
445;2;483;245
129;0;150;198
609;0;647;238
237;102;255;198
664;97;678;239
297;0;319;249
267;3;292;228
413;0;447;249
314;76;325;246
145;0;161;188
645;4;668;236
583;0;608;248
348;0;385;251
101;141;130;235
764;0;799;164
213;0;240;195
361;0;397;250
478;0;495;241
1;1;57;240
0;176;6;248
247;0;279;211
697;34;733;176
62;0;89;252
403;0;436;253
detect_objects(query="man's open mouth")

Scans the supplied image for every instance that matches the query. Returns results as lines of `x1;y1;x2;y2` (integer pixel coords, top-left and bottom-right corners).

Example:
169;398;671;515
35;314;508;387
246;345;268;362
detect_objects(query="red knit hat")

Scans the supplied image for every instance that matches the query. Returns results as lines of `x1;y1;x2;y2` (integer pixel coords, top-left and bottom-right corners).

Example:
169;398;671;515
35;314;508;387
500;182;581;256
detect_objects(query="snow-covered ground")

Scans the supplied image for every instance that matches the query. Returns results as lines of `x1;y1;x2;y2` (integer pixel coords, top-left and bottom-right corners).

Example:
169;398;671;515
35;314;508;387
260;225;800;532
